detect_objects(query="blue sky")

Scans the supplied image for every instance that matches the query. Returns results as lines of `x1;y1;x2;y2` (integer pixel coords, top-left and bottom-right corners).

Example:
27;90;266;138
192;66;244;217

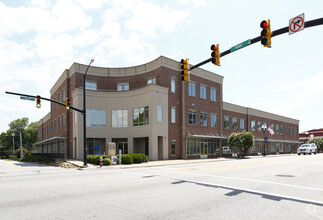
1;0;322;133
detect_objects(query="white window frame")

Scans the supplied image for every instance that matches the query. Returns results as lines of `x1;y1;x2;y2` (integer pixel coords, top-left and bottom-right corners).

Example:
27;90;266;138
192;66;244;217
117;83;129;91
210;88;217;102
171;77;176;93
200;85;207;99
158;106;163;122
85;81;97;90
171;107;176;123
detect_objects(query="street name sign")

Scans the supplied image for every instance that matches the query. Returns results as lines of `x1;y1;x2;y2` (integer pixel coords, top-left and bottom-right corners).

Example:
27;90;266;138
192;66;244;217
20;96;35;101
230;39;251;52
289;13;305;35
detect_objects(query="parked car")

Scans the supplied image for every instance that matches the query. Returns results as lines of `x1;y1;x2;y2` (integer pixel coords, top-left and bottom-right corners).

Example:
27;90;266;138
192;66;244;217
297;143;318;155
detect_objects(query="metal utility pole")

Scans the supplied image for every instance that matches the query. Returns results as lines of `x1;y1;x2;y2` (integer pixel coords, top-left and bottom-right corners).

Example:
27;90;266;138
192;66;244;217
82;59;95;168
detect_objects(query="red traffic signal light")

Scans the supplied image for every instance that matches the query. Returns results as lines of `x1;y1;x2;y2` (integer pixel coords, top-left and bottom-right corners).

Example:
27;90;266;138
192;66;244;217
210;44;220;66
65;98;71;110
180;59;189;82
260;19;271;47
36;95;41;108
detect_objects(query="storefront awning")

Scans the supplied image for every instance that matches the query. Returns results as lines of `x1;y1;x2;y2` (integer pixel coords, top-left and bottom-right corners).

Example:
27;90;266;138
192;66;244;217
34;136;66;145
188;134;228;139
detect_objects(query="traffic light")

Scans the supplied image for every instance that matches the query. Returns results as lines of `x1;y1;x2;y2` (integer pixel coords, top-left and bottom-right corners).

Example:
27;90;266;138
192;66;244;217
260;19;271;47
36;95;41;108
211;44;220;66
65;98;71;110
180;59;189;82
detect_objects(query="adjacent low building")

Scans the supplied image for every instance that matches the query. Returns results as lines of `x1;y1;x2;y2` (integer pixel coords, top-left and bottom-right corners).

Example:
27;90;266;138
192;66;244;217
36;56;299;160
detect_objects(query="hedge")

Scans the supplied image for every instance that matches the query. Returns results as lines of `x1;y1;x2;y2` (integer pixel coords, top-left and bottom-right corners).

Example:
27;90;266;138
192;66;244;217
22;155;55;164
121;154;133;164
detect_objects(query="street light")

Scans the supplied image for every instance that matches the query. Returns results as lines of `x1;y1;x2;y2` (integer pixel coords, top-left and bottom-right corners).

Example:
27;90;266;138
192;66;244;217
83;59;94;168
305;131;309;144
261;124;267;156
11;132;15;154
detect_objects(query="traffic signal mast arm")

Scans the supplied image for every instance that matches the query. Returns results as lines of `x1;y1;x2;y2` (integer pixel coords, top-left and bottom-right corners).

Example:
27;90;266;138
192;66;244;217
5;91;83;113
190;17;323;71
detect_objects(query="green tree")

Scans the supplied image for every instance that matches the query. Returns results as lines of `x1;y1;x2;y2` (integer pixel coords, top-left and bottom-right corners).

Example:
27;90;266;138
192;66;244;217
228;131;254;157
308;138;323;152
0;118;38;157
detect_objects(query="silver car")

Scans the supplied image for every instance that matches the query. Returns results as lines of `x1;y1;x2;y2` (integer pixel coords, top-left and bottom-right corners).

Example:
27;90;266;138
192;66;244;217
297;143;318;155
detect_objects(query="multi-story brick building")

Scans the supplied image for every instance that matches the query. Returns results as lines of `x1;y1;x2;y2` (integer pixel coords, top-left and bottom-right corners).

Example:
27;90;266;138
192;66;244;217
36;56;299;160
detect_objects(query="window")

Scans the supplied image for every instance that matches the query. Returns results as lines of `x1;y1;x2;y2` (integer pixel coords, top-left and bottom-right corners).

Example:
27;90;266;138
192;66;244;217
171;140;176;156
147;77;156;85
232;118;238;130
62;89;65;101
158;106;163;122
117;83;129;91
58;92;61;102
211;114;217;127
54;97;57;109
86;109;106;127
188;82;196;97
133;106;149;126
251;121;256;132
74;111;77;124
62;114;65;128
171;78;176;93
171;107;176;123
210;88;217;102
281;125;284;135
200;112;207;126
240;119;245;130
58;116;61;129
276;124;280;134
200;85;207;99
112;110;128;128
85;81;97;90
257;121;262;132
224;116;230;129
189;110;196;125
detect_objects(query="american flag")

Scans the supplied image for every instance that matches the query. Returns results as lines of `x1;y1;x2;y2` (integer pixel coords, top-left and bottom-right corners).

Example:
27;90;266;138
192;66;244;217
268;126;275;135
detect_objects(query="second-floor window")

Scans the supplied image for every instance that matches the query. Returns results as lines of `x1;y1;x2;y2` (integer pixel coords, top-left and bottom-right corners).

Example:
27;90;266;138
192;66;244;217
240;119;245;130
112;110;128;128
133;106;149;126
189;110;196;125
86;109;106;127
232;117;238;130
224;116;230;129
171;78;176;93
200;112;207;126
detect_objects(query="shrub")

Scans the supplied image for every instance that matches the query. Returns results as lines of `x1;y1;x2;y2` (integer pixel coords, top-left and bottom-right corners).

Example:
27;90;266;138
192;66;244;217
87;155;107;165
103;158;111;166
22;155;55;164
87;155;96;164
121;154;133;164
15;148;30;159
131;154;143;163
140;154;148;162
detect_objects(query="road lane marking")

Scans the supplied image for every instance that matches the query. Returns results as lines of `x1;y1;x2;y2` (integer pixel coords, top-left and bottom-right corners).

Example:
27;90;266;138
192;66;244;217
113;169;323;207
7;163;22;170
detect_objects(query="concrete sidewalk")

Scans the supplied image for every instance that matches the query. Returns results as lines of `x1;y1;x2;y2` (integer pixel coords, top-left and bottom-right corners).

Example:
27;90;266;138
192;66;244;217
66;153;297;169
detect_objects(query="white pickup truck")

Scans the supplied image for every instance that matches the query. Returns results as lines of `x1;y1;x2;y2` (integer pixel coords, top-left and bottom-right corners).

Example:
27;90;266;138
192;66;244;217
297;143;318;155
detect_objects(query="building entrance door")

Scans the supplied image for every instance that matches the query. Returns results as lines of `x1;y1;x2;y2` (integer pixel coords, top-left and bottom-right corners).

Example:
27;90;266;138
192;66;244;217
117;142;128;154
200;142;208;159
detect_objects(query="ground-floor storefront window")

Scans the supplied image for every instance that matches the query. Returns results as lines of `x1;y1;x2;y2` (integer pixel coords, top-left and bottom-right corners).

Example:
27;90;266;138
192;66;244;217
187;138;220;156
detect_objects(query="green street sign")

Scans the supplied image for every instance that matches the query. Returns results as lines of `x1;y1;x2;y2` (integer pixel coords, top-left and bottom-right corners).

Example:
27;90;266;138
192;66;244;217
230;39;251;52
20;96;35;101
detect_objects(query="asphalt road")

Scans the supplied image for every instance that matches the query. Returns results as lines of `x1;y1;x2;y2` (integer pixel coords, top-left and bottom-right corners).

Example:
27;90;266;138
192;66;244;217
1;154;323;220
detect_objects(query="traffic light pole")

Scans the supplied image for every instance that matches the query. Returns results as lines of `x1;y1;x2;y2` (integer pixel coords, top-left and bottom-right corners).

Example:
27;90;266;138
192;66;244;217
190;17;323;71
5;91;84;113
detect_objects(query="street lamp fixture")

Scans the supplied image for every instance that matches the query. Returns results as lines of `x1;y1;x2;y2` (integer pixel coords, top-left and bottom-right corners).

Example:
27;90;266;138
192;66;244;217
83;59;95;168
261;124;267;156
